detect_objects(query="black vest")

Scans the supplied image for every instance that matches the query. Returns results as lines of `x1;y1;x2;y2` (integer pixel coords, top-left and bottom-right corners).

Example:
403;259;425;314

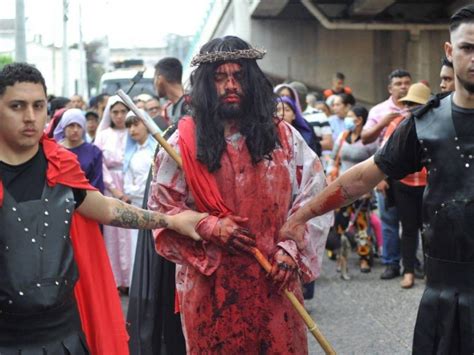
0;183;78;314
415;94;474;262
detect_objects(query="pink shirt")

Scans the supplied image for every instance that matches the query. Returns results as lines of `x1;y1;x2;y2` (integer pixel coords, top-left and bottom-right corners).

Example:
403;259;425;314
364;96;405;146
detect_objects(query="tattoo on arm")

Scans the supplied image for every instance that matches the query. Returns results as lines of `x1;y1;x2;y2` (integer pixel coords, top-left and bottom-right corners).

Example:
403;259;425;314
142;210;152;224
110;200;169;229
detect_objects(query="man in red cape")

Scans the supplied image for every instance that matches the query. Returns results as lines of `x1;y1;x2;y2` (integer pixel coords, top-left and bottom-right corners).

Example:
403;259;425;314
0;63;206;354
148;36;332;354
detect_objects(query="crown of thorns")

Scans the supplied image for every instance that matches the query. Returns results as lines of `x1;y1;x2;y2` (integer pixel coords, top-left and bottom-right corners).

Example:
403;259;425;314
190;48;266;66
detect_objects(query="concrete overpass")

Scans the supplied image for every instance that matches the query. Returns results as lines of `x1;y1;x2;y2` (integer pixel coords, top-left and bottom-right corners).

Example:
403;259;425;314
186;0;471;105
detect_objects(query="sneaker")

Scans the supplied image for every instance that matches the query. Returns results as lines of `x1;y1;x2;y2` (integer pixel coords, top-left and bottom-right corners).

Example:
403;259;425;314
380;265;400;280
340;269;351;281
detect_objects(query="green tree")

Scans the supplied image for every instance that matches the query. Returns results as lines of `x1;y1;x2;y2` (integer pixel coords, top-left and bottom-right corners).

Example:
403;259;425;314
0;55;13;70
85;39;106;95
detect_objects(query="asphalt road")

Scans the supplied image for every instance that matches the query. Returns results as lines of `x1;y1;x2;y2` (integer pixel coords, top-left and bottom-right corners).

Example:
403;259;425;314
306;253;424;355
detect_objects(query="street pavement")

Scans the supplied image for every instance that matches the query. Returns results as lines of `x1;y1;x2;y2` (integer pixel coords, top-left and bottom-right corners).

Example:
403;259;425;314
306;253;424;354
121;252;424;355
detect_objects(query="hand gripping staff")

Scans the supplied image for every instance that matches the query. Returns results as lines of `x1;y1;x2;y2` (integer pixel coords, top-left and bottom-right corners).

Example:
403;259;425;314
116;89;336;354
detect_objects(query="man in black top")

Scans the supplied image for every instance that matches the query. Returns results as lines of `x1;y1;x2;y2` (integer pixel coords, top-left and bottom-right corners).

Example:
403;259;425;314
0;62;206;354
280;4;474;354
154;57;191;127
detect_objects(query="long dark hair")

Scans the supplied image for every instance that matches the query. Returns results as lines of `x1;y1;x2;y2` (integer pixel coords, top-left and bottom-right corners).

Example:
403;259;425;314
190;36;279;172
351;105;369;125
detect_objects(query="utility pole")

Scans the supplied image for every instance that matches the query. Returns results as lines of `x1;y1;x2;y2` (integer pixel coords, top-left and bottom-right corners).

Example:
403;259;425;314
15;0;27;62
78;3;88;98
62;0;69;97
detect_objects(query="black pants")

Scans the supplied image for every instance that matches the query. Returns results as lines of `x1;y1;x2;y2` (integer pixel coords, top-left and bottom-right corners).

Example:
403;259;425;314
392;181;424;274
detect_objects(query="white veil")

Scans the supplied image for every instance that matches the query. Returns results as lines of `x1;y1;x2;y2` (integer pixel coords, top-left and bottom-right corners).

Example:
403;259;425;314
95;95;128;141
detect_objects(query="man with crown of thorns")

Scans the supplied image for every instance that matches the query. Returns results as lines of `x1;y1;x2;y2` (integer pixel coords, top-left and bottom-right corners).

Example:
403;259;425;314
148;35;333;353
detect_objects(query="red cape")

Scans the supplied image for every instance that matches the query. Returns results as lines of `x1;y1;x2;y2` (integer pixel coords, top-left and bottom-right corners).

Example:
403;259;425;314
0;135;129;355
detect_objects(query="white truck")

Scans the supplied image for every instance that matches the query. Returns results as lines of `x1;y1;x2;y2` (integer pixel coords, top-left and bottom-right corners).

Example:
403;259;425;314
99;68;155;97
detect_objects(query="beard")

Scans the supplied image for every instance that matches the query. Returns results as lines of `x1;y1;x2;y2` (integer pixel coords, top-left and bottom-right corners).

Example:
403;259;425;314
457;73;474;94
217;93;245;120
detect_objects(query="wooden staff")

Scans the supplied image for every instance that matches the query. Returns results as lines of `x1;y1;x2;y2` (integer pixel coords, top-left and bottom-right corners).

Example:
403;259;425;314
253;249;335;354
117;90;182;167
116;89;336;355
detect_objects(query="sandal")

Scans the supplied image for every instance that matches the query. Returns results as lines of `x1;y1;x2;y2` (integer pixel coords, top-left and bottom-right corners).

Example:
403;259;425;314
400;273;415;289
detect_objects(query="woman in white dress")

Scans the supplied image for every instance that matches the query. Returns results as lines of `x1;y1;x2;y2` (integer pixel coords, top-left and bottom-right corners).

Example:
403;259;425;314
94;96;134;293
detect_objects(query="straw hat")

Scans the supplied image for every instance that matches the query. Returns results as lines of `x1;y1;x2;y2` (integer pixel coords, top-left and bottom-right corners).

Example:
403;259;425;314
399;82;431;105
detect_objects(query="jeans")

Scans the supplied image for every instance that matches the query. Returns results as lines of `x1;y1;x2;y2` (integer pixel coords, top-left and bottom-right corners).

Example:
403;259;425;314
376;190;400;267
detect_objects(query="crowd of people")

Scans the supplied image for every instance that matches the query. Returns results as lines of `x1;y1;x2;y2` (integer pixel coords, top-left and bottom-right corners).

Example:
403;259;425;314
0;3;473;355
273;66;452;288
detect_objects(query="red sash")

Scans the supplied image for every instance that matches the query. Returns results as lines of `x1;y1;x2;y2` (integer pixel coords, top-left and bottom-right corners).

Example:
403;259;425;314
177;117;232;216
